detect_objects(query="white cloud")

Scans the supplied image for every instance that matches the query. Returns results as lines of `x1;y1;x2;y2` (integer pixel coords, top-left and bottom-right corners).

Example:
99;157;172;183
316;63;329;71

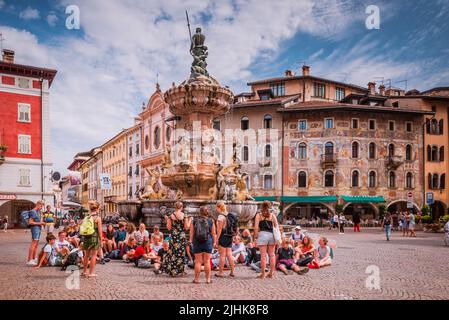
46;13;58;27
19;7;40;20
2;0;437;173
0;0;5;9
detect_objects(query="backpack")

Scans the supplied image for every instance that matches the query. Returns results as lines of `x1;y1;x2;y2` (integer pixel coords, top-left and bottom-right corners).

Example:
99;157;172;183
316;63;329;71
20;210;32;228
222;213;238;237
194;218;210;243
80;215;95;237
384;217;391;226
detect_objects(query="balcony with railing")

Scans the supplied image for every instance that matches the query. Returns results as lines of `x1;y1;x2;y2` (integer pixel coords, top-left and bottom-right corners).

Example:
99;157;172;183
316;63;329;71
321;153;337;168
386;155;403;170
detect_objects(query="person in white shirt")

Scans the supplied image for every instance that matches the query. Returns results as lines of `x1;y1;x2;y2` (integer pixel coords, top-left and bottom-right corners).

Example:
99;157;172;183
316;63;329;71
290;226;305;242
231;236;247;263
133;223;150;245
53;230;71;265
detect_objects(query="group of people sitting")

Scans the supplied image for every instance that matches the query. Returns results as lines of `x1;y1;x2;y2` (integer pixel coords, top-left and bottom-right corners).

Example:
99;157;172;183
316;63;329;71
33;200;333;283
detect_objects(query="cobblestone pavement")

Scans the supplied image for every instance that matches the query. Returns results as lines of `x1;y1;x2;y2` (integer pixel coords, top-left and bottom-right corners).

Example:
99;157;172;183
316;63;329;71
0;228;448;300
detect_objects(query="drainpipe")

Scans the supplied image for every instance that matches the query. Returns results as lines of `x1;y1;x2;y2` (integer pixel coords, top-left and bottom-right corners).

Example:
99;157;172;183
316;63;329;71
280;111;285;219
40;72;44;200
423;115;435;216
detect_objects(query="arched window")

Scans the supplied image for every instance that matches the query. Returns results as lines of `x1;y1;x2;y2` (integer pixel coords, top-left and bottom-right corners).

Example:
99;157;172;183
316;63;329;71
441;174;446;190
389;171;396;188
242;146;249;162
406;145;412;161
433;174;439;190
352;142;359;159
439;119;444;135
298;143;307;159
428;173;433;189
352;170;359;187
325;142;334;155
368;171;376;188
369;143;376;159
431;118;438;134
298;171;307;188
265;144;272;158
431;146;439;162
241;116;249;130
388;144;395;157
263;174;273;189
324;170;334;187
145;135;149;149
166;126;172;141
440;146;445;162
263;114;272;129
426;120;431;134
213;118;221;131
427;145;432;161
154;126;161;149
406;172;413;189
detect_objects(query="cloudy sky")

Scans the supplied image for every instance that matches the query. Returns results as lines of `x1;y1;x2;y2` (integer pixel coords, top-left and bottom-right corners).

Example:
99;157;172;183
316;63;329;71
1;0;449;174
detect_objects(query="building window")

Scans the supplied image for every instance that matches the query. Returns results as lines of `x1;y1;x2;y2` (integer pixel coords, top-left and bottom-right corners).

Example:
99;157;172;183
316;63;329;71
129;186;133;198
389;171;396;188
388;121;395;131
430;118;438;134
129;146;133;158
136;144;140;156
324;170;334;187
263;114;272;129
351;118;359;129
406;122;413;133
135;165;140;176
128;166;132;177
335;87;345;101
369;119;376;130
270;83;285;97
351;170;359;187
406;172;413;189
241;116;249;130
369;143;376;159
298;171;307;188
18;104;31;123
213;119;221;131
406;145;412;161
441;174;446;190
263;175;273;190
324;118;333;129
166;126;172;141
313;82;326;98
18;169;31;186
298;120;307;131
289;143;297;159
18;135;31;154
325;142;334;155
433;174;439;190
260;94;270;101
439;119;444;135
245;175;251;190
431;146;439;162
243;146;249;162
145;135;149;149
154;126;161;149
388;144;395;157
352;142;359;159
368;171;376;188
265;145;272;158
440;146;445;162
298;143;307;159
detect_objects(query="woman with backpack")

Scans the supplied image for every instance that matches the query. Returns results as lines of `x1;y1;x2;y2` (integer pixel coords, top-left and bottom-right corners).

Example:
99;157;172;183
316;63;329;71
253;200;278;279
189;206;217;284
382;212;393;241
81;200;103;278
165;201;189;277
215;201;238;278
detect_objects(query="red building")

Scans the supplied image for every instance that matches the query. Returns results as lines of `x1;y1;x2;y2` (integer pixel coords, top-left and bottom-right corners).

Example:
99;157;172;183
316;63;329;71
0;49;57;228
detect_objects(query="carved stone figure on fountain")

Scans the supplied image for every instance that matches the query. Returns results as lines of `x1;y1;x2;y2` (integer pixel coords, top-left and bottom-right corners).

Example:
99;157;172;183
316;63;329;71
161;144;174;173
201;130;217;164
141;168;167;200
190;27;209;79
235;173;254;201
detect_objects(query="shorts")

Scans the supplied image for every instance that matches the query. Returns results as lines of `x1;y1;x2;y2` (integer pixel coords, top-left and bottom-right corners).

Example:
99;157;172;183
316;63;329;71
45;224;55;233
193;239;213;254
276;258;295;270
31;226;41;241
257;231;275;246
218;235;233;248
408;223;415;231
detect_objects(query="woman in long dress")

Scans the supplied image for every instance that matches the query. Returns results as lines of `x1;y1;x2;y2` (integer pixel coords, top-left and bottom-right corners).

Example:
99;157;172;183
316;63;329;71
165;201;188;277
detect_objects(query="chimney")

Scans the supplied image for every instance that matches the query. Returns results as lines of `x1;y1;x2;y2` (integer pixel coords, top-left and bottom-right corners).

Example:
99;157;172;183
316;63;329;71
368;82;376;95
379;84;386;96
2;49;15;64
285;70;293;77
302;65;310;76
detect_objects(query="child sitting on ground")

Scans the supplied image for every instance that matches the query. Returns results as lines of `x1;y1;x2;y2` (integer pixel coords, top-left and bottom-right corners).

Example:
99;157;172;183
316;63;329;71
134;240;156;268
35;233;57;269
276;238;309;275
308;236;332;269
154;240;170;274
122;237;138;263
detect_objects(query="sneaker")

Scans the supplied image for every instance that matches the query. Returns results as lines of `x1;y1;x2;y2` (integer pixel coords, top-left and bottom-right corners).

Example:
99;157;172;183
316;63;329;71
298;267;309;275
153;269;162;275
26;260;37;266
104;258;111;263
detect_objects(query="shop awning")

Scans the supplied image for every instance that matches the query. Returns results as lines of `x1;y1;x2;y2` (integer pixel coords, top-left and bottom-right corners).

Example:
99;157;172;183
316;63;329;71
340;196;385;203
254;196;277;202
280;196;337;203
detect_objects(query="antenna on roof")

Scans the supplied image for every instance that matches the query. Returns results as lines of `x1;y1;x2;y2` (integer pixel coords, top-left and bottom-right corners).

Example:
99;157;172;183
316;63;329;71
395;80;408;92
374;77;385;85
0;32;5;52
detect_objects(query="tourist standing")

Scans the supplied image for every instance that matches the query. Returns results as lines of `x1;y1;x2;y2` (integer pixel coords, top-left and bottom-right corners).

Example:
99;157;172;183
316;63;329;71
215;201;237;278
81;200;103;278
408;212;416;237
190;206;216;284
353;212;361;232
338;214;346;234
403;212;410;237
42;205;55;234
165;201;188;277
27;200;46;266
382;212;392;241
2;215;8;232
253;201;278;279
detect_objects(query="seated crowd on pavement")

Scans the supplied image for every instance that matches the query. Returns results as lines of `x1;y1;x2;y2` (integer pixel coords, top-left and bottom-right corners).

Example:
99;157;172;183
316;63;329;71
29;200;333;282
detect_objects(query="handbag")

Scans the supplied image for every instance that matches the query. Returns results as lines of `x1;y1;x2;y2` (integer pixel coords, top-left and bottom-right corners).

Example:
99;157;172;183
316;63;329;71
273;225;282;244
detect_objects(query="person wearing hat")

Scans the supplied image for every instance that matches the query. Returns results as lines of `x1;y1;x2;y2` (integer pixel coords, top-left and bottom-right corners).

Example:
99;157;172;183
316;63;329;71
291;226;305;242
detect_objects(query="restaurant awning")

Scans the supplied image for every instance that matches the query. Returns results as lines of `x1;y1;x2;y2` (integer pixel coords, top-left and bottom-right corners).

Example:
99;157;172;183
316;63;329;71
254;196;277;202
280;196;337;203
340;196;385;203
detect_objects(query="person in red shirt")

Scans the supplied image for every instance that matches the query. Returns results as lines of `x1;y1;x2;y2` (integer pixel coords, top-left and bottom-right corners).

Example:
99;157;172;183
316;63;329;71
134;240;155;268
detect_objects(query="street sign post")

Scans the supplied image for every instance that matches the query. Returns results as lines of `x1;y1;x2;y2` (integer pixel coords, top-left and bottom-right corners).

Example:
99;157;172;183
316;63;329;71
426;192;434;205
100;173;112;190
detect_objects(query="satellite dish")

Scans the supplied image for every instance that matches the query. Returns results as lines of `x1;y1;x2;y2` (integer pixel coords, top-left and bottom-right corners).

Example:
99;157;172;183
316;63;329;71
51;171;61;182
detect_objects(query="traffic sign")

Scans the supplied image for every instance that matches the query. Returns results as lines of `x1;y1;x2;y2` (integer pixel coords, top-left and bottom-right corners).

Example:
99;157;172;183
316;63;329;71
426;192;434;205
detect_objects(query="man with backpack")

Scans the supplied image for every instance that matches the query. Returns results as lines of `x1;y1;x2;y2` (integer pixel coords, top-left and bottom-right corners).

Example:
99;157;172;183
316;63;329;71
215;201;238;278
24;200;46;266
382;212;393;241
